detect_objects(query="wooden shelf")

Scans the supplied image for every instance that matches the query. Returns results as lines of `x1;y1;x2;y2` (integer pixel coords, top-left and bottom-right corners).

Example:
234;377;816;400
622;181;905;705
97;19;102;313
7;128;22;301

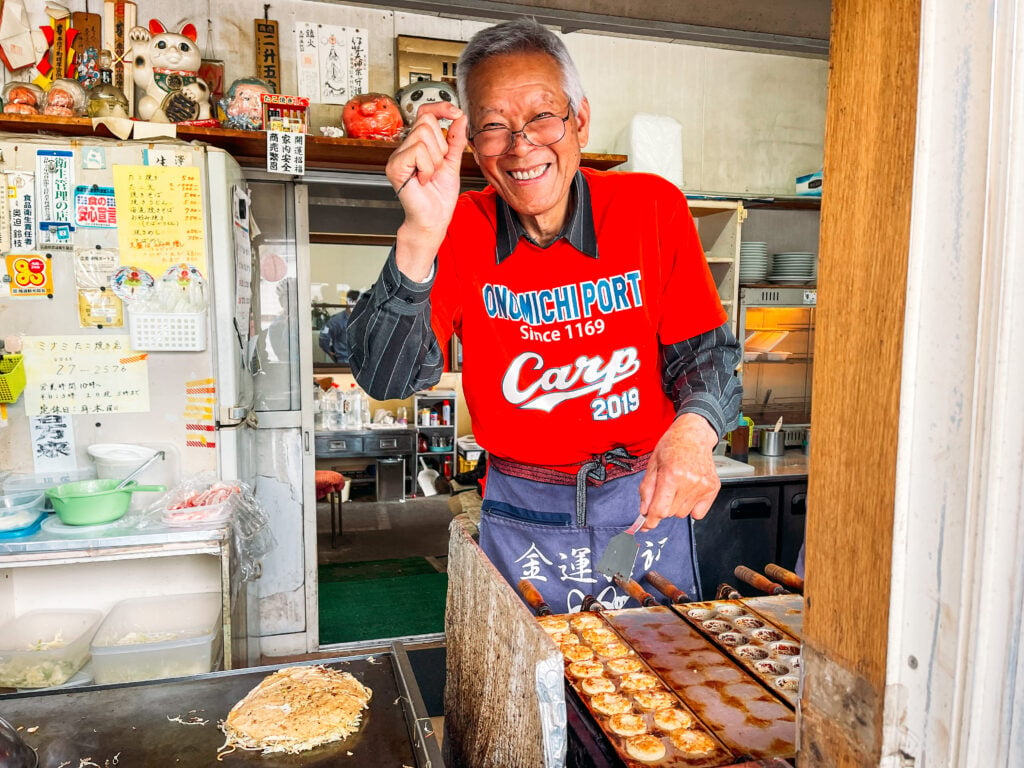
686;193;821;211
0;114;627;177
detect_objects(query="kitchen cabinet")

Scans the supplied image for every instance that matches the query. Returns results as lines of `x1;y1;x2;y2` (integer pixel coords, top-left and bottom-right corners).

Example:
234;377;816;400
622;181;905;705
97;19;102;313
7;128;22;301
735;203;821;437
739;285;816;437
688;199;744;331
0;525;252;685
314;428;417;497
414;391;457;482
692;471;807;600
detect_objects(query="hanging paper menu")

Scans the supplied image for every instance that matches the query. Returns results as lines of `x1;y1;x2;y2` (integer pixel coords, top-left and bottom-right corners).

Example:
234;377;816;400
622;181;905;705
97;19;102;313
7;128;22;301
22;334;150;416
112;165;207;275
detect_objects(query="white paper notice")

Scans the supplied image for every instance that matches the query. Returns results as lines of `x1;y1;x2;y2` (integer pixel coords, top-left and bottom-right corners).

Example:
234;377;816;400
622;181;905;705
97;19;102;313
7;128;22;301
232;185;253;346
318;25;349;105
348;27;368;96
22;335;151;416
7;172;35;250
295;21;320;101
266;131;306;175
29;413;78;473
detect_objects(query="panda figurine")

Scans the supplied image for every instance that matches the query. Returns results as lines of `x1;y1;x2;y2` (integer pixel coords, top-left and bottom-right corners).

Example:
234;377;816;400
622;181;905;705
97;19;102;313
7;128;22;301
396;80;460;129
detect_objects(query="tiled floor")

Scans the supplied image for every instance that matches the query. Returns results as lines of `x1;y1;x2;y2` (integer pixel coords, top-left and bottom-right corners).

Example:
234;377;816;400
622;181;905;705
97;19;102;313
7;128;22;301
316;491;454;567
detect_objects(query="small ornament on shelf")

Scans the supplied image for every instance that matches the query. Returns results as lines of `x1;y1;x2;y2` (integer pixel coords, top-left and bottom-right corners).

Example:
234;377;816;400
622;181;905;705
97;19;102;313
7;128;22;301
1;82;44;115
220;77;273;130
129;19;216;125
341;92;402;140
43;77;87;116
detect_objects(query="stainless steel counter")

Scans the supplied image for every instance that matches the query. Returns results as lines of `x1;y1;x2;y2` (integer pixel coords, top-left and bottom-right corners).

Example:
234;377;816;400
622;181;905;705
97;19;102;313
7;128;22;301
0;519;228;558
723;449;809;482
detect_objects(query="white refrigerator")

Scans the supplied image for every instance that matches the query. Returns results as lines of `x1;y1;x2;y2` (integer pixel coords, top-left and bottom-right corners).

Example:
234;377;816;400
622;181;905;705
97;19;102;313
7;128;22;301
0;131;256;485
0;131;270;664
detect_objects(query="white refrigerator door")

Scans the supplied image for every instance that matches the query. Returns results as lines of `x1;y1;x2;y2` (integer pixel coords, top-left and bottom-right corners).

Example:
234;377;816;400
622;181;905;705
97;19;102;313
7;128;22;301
0;134;225;480
205;149;257;486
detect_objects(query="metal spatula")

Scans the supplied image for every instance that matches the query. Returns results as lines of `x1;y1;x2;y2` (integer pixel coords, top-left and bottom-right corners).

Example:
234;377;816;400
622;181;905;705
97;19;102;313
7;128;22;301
595;513;646;580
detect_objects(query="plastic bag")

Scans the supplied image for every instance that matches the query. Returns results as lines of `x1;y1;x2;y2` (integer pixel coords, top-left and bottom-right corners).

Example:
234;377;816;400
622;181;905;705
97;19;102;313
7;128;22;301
136;471;276;582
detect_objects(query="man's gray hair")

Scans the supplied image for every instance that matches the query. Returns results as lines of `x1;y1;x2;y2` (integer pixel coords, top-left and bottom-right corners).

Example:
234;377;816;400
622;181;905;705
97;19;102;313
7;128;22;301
456;18;586;120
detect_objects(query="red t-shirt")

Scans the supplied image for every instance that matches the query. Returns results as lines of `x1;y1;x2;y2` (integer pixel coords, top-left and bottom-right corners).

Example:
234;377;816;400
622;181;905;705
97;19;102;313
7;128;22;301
430;168;725;471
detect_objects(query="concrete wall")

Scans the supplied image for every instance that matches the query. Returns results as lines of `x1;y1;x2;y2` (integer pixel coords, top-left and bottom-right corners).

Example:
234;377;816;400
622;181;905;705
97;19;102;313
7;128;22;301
22;0;826;196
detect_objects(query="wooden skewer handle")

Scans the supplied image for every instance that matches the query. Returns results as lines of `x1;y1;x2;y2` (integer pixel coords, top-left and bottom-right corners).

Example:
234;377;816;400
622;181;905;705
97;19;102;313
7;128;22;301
644;569;689;603
614;576;658;607
765;563;805;592
734;565;790;595
518;579;552;616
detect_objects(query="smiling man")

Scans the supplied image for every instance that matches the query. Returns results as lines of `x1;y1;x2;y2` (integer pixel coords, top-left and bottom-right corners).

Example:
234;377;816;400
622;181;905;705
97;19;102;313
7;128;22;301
348;18;741;613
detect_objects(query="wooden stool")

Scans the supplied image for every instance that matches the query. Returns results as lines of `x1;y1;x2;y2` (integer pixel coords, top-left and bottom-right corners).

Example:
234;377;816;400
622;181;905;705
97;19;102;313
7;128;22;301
315;470;345;547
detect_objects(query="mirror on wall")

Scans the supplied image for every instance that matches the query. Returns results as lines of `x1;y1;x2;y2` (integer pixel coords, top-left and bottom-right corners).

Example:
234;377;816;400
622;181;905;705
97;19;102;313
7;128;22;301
306;173;485;371
311;242;391;369
307;175;401;371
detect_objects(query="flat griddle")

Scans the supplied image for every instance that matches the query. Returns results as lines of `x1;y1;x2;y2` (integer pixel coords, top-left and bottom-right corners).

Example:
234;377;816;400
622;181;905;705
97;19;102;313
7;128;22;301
0;650;441;767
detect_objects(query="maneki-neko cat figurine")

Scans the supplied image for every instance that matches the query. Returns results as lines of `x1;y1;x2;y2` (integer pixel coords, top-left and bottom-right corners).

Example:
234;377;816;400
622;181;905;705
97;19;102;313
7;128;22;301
129;19;215;124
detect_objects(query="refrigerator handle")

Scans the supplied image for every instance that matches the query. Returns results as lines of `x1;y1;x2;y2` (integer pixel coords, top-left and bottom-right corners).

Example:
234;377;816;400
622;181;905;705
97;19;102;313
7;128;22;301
304;430;311;453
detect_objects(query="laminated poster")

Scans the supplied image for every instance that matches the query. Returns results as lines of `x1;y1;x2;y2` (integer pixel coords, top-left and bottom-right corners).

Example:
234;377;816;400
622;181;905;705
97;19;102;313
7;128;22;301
22;334;150;416
0;176;10;252
73;185;117;228
4;253;53;298
112;165;207;275
36;149;76;246
73;246;119;289
29;413;78;474
77;289;124;328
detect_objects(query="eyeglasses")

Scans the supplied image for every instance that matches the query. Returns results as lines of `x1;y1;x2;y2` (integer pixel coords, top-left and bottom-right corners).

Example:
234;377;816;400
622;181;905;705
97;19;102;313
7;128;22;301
469;108;573;157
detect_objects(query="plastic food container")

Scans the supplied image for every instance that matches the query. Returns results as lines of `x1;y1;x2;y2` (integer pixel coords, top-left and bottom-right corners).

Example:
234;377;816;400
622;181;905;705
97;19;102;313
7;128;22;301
3;468;96;511
161;501;231;528
0;609;103;688
86;443;167;512
0;492;45;532
90;592;222;684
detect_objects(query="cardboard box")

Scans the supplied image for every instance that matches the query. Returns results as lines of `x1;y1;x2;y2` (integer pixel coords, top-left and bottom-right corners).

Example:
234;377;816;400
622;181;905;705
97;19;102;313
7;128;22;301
795;170;823;197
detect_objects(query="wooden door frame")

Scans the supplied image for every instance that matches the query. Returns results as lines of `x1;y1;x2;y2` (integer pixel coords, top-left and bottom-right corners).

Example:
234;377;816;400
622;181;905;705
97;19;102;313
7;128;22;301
803;0;1024;765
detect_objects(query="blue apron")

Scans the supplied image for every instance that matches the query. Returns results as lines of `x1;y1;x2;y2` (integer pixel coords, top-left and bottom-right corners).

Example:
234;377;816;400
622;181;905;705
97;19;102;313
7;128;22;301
479;461;699;615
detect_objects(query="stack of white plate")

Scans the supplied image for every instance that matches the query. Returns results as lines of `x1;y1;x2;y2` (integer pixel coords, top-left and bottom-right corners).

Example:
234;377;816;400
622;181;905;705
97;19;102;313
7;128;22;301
768;252;817;284
739;241;769;284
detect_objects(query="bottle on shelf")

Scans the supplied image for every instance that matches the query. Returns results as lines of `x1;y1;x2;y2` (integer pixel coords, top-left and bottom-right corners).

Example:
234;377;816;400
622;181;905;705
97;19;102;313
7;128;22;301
359;387;371;427
326;384;343;430
442;400;452;426
313;384;324;430
345;383;359;428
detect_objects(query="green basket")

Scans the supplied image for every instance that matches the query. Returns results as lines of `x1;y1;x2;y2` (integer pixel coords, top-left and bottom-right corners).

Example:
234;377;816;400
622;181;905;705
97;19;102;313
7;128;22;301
0;354;26;403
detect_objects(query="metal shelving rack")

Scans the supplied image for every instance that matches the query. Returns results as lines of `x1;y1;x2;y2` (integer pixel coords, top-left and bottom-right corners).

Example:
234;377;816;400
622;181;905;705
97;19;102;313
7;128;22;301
413;390;458;482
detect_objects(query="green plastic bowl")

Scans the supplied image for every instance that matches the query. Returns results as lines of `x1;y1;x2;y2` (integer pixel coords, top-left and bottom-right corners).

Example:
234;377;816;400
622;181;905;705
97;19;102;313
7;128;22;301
46;479;166;526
